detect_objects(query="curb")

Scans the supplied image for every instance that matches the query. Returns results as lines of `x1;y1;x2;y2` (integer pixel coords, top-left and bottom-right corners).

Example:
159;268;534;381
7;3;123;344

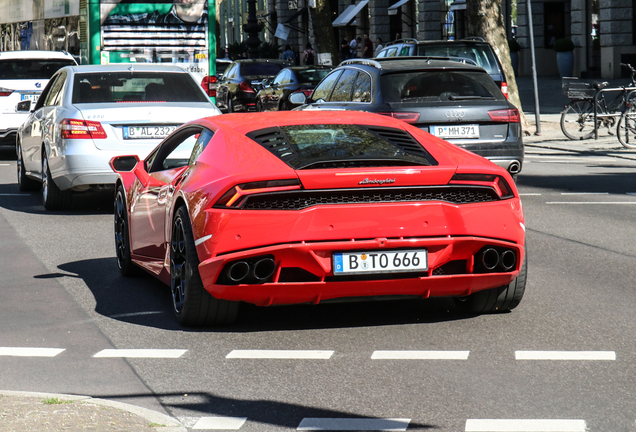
0;390;187;432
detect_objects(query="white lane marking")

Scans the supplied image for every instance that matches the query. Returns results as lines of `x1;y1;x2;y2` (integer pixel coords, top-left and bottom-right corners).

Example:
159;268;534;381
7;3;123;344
226;350;334;359
515;351;615;360
0;347;65;357
0;163;9;166
546;201;636;205
195;234;213;246
193;416;247;430
93;349;187;358
560;192;608;195
0;194;30;196
371;350;469;360
298;418;411;431
465;419;587;431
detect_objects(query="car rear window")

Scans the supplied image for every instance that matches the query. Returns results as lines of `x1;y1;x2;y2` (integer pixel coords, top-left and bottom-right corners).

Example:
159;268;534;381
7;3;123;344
72;72;209;103
380;70;504;103
296;69;331;84
0;59;75;80
241;62;285;76
247;124;435;169
416;44;499;75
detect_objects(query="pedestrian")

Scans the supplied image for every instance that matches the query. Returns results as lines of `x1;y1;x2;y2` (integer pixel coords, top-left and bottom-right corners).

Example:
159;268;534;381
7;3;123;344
303;42;316;65
394;32;401;41
282;44;296;63
363;33;373;58
375;37;383;56
349;37;360;58
340;37;349;62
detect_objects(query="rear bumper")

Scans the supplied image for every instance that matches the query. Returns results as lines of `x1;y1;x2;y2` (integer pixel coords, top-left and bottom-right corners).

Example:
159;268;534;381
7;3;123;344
198;235;524;306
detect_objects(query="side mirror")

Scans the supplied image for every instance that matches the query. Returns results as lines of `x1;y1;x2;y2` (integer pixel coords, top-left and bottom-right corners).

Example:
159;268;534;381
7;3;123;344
289;92;307;105
110;154;151;187
261;78;270;87
16;100;32;112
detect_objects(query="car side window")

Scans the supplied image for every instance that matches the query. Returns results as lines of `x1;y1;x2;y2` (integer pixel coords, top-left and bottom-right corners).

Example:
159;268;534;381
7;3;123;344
43;72;66;107
189;128;214;165
386;48;398;57
351;72;371;103
311;70;342;102
273;70;289;85
224;64;236;79
330;69;358;102
399;46;410;56
147;127;203;172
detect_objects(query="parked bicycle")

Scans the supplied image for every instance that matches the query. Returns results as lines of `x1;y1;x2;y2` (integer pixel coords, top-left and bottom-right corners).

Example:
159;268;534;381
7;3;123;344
560;63;636;143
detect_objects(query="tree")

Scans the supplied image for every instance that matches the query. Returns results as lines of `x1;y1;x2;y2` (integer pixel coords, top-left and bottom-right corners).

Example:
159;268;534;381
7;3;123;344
309;0;339;66
466;0;530;134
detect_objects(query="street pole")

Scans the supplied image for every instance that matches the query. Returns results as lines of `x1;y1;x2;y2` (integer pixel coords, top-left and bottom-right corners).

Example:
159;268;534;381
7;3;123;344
243;0;263;59
526;0;541;135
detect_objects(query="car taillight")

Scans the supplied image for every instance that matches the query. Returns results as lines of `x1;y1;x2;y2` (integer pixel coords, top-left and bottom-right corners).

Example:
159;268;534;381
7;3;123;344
201;75;217;97
214;179;302;208
449;173;514;199
488;108;520;123
239;81;255;93
0;87;13;97
377;112;421;124
294;89;313;97
501;82;508;99
60;119;107;140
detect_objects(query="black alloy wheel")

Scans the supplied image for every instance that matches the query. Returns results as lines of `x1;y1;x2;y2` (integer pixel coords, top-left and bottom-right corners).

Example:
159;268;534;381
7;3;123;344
170;206;239;326
114;185;140;276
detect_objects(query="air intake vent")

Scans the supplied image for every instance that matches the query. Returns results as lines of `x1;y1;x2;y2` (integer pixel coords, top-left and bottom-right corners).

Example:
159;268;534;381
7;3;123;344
246;127;297;164
364;126;436;164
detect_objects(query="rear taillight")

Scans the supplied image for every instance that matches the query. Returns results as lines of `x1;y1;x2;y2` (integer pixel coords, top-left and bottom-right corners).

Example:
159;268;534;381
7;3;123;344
201;75;217;97
501;82;508;99
449;173;514;199
488;108;520;123
239;81;255;93
377;112;421;124
60;119;107;140
294;89;313;97
0;87;13;97
215;179;302;208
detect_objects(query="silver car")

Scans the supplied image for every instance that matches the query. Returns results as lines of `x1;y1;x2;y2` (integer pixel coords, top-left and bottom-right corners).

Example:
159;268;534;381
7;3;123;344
17;64;221;210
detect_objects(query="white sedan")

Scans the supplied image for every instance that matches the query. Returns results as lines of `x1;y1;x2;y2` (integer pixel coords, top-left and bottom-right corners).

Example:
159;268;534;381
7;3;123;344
17;63;221;210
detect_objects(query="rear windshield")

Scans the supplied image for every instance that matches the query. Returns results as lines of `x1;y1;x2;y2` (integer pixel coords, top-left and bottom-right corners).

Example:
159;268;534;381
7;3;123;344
0;59;75;80
380;70;504;103
296;69;331;84
249;125;433;170
72;72;209;103
416;44;500;75
241;62;285;76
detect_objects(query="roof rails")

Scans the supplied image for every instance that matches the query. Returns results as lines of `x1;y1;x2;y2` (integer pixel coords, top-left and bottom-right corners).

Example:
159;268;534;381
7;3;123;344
340;58;384;69
340;56;479;69
461;36;486;42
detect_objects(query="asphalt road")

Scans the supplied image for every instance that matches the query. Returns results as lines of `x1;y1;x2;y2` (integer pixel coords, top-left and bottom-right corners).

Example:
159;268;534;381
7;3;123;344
1;143;636;432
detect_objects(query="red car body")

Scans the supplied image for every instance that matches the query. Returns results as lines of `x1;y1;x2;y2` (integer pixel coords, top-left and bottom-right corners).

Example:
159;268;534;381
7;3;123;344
111;110;525;326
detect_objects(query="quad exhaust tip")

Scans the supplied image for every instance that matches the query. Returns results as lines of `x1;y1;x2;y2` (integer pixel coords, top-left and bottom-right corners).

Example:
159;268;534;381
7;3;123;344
227;261;250;282
480;248;517;272
252;258;276;281
508;161;521;174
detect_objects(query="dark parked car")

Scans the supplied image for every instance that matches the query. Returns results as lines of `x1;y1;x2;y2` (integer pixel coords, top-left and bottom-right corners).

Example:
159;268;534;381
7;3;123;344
256;66;332;112
376;38;509;98
215;59;290;112
290;57;523;177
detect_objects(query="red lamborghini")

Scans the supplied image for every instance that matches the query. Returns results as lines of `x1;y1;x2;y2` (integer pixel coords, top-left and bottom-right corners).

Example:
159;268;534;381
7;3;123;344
111;110;526;327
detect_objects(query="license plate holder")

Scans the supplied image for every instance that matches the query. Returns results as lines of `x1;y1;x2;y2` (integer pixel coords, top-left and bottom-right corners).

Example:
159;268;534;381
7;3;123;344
20;94;39;102
333;249;428;275
123;125;177;140
431;124;480;139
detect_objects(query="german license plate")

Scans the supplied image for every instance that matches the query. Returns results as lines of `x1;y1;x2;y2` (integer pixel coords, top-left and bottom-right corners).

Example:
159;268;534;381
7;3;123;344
20;94;39;102
431;125;479;139
123;125;177;139
333;249;428;275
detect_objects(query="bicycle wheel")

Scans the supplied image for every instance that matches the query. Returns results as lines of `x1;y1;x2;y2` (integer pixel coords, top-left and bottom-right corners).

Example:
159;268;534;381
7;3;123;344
617;107;636;148
560;100;596;140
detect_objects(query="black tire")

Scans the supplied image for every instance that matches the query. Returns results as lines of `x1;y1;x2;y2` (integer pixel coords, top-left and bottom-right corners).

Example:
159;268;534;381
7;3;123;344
454;253;527;314
42;150;72;210
170;206;239;327
560;100;595;140
227;96;234;113
16;141;39;191
256;99;264;112
617;108;636;148
114;184;141;276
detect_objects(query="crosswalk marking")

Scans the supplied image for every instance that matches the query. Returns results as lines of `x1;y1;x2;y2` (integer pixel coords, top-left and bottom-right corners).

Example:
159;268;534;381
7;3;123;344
0;347;65;357
515;351;616;360
371;350;469;360
297;418;411;431
192;416;247;430
93;349;187;358
226;350;334;359
465;419;587;431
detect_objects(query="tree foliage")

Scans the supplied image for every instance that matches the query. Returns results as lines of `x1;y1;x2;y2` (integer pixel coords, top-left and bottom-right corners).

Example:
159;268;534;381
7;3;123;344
466;0;529;133
309;0;339;66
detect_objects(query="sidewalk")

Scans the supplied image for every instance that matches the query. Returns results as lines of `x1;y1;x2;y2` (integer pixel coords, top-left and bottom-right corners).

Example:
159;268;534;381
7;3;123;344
515;75;636;161
0;390;186;432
